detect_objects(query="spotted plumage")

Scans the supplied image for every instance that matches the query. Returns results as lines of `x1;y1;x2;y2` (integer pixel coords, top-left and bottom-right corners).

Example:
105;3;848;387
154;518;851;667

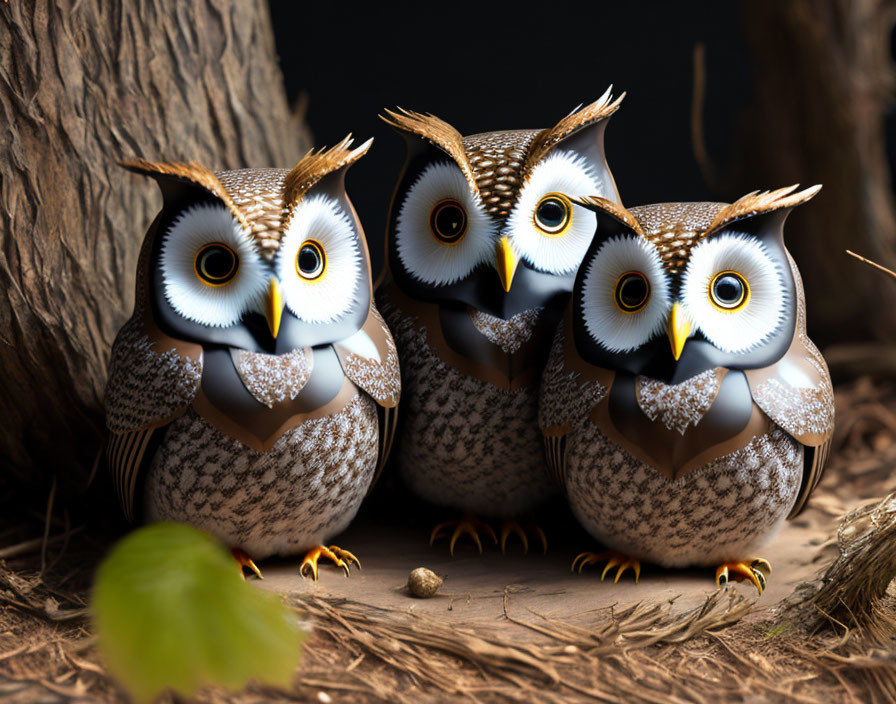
540;186;833;586
105;138;400;574
378;294;549;516
378;90;624;534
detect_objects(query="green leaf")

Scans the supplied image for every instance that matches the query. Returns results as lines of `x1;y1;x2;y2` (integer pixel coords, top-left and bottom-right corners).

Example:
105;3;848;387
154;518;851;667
92;522;304;703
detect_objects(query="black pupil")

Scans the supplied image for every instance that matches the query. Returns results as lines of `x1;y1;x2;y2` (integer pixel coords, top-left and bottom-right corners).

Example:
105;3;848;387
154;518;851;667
434;203;465;241
298;245;322;275
618;274;648;309
199;246;236;282
714;275;744;305
537;198;567;230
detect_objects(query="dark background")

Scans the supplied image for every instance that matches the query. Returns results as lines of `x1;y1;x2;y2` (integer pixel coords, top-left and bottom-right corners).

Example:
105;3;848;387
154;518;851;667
269;1;753;277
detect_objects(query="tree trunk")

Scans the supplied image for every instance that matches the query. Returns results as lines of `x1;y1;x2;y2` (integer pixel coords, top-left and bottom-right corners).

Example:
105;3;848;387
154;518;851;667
734;0;896;346
0;0;310;499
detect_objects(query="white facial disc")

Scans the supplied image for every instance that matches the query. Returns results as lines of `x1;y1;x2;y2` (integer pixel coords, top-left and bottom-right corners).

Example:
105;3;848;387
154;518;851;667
277;195;363;324
680;232;787;353
394;161;496;286
506;150;601;275
160;203;268;327
580;234;670;353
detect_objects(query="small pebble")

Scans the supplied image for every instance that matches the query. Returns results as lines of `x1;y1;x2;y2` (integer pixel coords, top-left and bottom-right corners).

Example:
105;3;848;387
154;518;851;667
407;567;443;598
317;692;331;703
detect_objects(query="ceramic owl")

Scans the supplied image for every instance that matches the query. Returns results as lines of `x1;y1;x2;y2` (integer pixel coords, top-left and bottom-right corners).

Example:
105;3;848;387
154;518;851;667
104;138;401;579
539;185;834;591
375;89;624;553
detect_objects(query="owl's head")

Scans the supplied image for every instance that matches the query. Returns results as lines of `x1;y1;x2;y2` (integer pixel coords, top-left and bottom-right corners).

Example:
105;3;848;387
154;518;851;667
123;137;373;354
571;185;822;384
382;88;624;319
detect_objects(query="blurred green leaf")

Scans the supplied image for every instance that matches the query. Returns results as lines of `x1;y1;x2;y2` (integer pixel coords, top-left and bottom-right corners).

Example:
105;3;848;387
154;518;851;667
92;522;304;703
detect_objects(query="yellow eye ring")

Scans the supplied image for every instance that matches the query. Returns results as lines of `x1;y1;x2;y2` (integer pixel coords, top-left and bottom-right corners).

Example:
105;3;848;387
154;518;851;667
429;199;467;245
296;239;326;281
533;193;572;236
709;271;750;312
614;271;651;314
194;242;238;287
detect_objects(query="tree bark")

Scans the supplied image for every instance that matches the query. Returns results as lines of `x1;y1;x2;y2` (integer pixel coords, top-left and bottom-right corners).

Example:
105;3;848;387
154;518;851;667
734;0;896;346
0;0;310;498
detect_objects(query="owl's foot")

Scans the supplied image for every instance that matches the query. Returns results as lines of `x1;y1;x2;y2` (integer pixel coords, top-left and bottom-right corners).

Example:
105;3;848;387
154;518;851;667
499;520;548;555
430;513;498;556
300;545;360;581
232;548;263;580
572;551;641;583
715;558;771;594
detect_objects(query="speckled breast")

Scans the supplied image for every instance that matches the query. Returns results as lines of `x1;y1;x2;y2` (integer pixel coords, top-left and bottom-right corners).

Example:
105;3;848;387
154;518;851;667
143;394;378;558
564;418;802;568
377;291;554;516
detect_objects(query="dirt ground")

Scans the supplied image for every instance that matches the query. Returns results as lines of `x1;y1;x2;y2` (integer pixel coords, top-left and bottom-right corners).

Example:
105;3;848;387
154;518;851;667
1;375;896;702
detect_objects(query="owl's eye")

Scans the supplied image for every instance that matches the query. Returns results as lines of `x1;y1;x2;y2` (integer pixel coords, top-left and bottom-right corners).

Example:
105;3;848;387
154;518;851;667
278;195;362;323
680;233;787;353
504;152;599;275
430;199;467;244
709;271;749;311
580;235;670;353
534;194;572;235
614;271;651;313
161;204;267;328
296;240;326;280
394;162;494;286
194;243;239;287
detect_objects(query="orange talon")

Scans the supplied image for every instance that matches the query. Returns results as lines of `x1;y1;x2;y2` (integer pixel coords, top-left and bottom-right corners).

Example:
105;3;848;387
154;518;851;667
429;513;497;556
499;520;549;555
715;558;771;594
500;521;528;554
328;545;361;571
300;545;356;580
232;548;263;580
572;551;641;583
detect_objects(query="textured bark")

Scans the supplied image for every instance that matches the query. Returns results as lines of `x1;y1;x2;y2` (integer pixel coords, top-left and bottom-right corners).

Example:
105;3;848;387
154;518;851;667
735;0;896;345
0;0;310;496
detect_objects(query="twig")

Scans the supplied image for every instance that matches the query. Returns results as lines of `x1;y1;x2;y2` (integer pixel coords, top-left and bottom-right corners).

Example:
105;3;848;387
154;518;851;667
691;42;720;192
846;251;896;280
39;477;56;577
0;526;85;560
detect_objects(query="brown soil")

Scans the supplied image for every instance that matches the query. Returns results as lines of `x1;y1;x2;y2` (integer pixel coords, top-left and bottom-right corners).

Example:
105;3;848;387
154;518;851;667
2;376;896;703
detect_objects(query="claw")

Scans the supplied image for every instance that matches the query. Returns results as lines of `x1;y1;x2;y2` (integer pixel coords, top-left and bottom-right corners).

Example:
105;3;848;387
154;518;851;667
429;514;497;556
328;545;361;571
499;520;548;555
715;558;771;594
572;551;640;583
232;548;263;580
300;545;357;580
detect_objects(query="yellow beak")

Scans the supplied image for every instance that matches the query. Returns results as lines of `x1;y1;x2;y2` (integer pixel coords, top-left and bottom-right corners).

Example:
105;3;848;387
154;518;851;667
495;236;519;293
666;302;692;361
265;276;283;339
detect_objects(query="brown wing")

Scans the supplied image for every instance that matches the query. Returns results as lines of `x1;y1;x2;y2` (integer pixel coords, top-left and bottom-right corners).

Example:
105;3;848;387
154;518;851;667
788;437;833;519
104;316;202;521
538;316;611;487
332;303;401;492
745;255;834;518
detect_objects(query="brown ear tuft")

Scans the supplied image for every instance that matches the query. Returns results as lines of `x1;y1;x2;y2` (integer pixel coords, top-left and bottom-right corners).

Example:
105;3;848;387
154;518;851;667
283;135;373;211
572;195;644;236
380;108;476;190
706;184;822;234
522;87;624;182
119;158;249;228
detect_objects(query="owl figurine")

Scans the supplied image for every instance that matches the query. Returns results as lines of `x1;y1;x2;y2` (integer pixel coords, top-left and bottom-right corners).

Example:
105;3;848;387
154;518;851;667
539;185;834;592
104;137;401;580
376;89;624;554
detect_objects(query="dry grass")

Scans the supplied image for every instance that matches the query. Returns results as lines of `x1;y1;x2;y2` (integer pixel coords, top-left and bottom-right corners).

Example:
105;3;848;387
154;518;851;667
3;376;896;702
